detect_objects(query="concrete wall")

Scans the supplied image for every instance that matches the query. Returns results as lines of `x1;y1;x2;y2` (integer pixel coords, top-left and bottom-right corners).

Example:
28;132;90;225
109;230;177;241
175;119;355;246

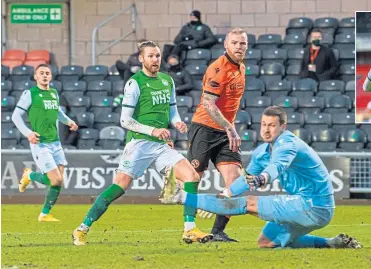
4;0;367;67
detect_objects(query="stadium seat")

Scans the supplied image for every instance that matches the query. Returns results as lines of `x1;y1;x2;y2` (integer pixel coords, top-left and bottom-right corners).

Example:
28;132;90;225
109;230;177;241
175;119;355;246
49;64;59;79
260;48;287;65
332;112;356;133
192;80;203;91
304;113;332;132
63;80;87;94
313;17;339;36
1;128;21;148
323;95;352;113
316;91;342;104
188;91;202;107
90;96;114;114
344;80;355;101
360;124;371;137
337;17;355;34
210;47;225;60
255;34;282;50
77;128;100;149
3;49;26;62
286;17;313;38
76;112;95;128
259;63;285;85
245;96;272;116
285;64;301;82
273;96;298;113
338;47;355;65
2;65;10;80
331;48;340;62
339;64;355;82
306;34;334;47
238;129;257;151
298;96;325;114
57;65;84;83
281;34;306;50
176;96;193;110
23;60;47;69
82;65;109;83
234;110;251;132
184;64;207;80
10;65;34;82
99;126;125;150
1;60;23;71
334;33;354;45
49;80;62;93
1;80;12;92
1;90;8;99
20;138;30;149
244;77;265;97
291;78;317;98
264;80;292;99
318;80;345;94
184;49;211;66
2;96;16;112
291;128;312;144
86;80;112;98
111;80;125;97
287;48;305;66
245;64;260;78
214;34;226;45
181;113;193;124
244;49;261;65
286;112;305;131
247;34;256;48
66;95;91;116
11;80;34;94
26;50;50;63
94;112;120;130
178;107;189;117
311;129;339;152
338;129;367;151
1;111;15;129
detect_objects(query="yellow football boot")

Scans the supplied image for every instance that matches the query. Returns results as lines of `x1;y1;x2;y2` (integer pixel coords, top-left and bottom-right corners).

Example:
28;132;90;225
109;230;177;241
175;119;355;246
38;214;60;222
182;228;213;244
72;229;88;246
19;168;32;192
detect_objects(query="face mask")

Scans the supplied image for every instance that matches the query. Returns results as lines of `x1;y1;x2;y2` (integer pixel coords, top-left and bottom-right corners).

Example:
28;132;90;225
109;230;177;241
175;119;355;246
312;39;321;46
169;63;180;71
190;20;199;25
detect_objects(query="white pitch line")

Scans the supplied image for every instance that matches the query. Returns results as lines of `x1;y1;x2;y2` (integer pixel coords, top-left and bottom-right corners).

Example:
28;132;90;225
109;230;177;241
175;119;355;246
2;224;370;236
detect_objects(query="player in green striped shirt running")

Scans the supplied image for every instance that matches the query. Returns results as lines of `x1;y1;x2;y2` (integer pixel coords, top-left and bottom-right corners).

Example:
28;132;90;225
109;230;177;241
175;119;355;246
12;64;79;222
72;41;212;246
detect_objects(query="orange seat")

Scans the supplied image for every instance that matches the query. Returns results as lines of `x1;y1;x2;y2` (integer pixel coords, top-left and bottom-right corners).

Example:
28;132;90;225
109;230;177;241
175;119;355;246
3;49;26;62
1;59;23;70
24;60;47;69
26;50;50;63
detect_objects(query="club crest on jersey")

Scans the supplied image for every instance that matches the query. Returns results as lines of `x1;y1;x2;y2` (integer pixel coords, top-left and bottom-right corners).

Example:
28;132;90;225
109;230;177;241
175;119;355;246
162;79;169;86
50;92;57;99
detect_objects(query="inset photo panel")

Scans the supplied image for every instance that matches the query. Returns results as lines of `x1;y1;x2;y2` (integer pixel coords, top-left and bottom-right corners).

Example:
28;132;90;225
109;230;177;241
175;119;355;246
356;11;371;124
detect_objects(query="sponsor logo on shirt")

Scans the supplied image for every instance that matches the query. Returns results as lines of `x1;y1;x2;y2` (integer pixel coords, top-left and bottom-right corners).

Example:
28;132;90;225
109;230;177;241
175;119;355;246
43;100;58;110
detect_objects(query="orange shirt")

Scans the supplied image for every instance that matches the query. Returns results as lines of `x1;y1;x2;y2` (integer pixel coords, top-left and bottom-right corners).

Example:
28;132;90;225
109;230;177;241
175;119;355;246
192;53;245;130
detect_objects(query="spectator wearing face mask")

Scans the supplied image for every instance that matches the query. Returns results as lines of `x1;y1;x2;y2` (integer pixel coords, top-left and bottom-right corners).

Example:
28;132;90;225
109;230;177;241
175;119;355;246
163;10;217;62
166;55;194;95
299;28;339;82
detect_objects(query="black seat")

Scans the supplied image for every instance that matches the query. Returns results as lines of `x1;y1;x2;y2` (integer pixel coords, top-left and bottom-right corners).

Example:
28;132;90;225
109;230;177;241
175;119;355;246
311;129;339;152
291;78;317;98
112;80;125;97
86;80;112;98
245;96;272;118
244;77;265;97
298;96;325;114
331;112;355;133
335;33;354;44
82;65;109;83
95;112;120;130
247;34;256;48
259;63;284;85
76;112;95;128
318;80;345;94
176;96;193;110
304;113;332;132
323;95;352;113
338;129;367;151
57;65;84;83
184;49;211;66
63;80;87;95
245;64;260;77
273;96;298;113
210;47;225;60
1;80;12;94
90;96;114;114
339;17;355;28
339;64;355;82
265;80;291;99
338;47;355;65
49;80;62;93
214;34;226;45
238;129;257;151
66;95;91;116
285;64;301;82
313;17;339;36
10;65;34;82
244;49;261;65
1;111;15;129
235;110;252;132
281;34;306;50
1;96;16;112
184;64;207;80
344;80;355;101
286;112;305;131
291;128;312;144
260;48;287;65
188;91;202;107
287;48;305;66
1;128;21;147
255;34;282;50
77;128;100;149
286;17;313;38
99;126;125;150
2;65;10;80
12;80;36;92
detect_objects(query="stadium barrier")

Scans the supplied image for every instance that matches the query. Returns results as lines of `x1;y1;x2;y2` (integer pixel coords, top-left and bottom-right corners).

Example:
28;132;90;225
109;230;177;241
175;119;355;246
3;150;370;198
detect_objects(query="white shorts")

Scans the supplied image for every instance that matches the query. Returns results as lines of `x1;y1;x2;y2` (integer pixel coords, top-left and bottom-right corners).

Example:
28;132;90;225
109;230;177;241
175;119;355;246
117;139;185;179
30;141;68;173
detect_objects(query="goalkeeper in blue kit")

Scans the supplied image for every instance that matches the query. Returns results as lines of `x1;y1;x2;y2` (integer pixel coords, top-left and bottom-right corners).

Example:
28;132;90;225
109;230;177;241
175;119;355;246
162;106;362;249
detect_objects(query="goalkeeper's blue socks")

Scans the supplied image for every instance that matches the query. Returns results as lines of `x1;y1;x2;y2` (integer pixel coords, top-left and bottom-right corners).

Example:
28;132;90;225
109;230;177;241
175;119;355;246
184;193;248;216
229;175;250;197
288;235;329;248
183;182;199;231
79;184;125;231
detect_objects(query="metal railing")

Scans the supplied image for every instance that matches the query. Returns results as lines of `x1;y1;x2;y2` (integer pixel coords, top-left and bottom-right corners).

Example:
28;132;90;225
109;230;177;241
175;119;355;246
91;4;137;65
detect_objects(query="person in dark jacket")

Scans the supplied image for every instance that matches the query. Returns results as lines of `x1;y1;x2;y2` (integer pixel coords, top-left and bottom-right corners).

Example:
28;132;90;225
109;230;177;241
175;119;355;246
166;55;194;95
116;39;145;82
299;29;339;82
163;10;217;62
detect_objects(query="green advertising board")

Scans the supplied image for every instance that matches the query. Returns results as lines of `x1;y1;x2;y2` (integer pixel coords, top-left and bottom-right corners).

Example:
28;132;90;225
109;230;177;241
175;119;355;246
10;4;63;24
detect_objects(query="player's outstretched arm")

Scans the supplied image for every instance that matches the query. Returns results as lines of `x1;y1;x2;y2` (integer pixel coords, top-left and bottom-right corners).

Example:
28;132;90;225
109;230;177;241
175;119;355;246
57;107;78;131
363;68;371;91
203;93;241;152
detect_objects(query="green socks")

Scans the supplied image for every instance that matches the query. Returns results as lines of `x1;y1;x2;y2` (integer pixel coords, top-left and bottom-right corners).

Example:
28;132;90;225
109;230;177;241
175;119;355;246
41;185;62;214
183;181;199;222
82;184;125;227
30;172;51;185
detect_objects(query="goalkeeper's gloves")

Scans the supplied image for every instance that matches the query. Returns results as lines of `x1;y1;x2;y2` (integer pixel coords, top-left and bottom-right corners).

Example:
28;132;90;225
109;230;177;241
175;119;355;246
246;174;267;191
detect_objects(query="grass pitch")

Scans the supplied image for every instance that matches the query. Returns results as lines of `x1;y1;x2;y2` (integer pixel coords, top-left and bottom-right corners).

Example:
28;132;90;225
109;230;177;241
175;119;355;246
2;204;371;269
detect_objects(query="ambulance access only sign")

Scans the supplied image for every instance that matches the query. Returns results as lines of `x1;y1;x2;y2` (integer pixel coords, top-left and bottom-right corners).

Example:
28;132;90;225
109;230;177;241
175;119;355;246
10;4;63;24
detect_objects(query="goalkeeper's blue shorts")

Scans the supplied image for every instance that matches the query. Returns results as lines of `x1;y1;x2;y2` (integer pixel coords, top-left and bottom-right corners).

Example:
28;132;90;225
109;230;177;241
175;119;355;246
257;194;334;247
